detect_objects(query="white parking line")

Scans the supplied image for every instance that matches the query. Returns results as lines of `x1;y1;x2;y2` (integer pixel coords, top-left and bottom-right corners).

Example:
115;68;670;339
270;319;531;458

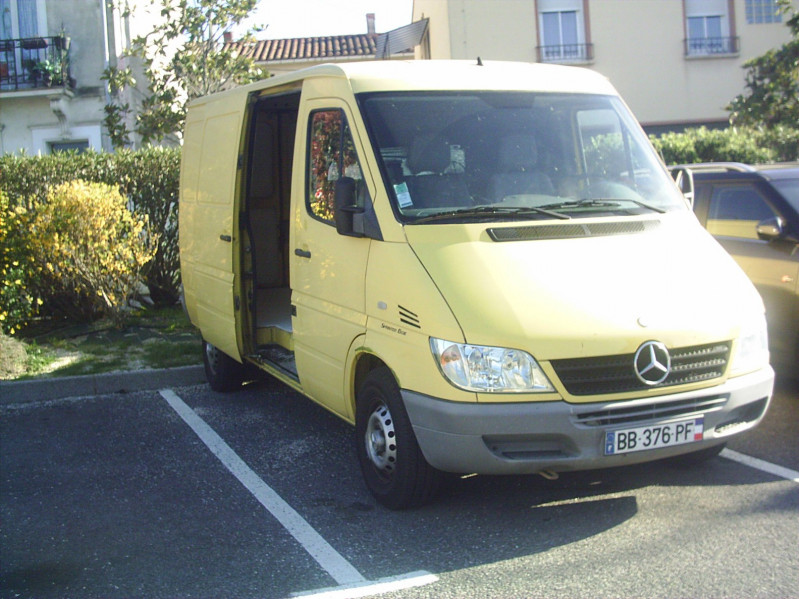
160;389;438;598
159;389;366;586
721;448;799;483
291;571;439;599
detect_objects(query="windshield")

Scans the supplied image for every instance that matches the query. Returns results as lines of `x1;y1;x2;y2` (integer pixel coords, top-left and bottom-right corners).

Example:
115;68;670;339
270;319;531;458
358;92;687;223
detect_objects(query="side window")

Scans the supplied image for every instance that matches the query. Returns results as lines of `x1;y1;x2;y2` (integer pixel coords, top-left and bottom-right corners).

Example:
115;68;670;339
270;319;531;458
307;109;365;223
577;108;651;191
707;185;777;239
578;109;625;178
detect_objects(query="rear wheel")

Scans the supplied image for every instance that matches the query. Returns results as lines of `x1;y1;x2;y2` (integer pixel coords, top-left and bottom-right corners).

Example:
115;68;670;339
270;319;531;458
202;340;245;392
355;367;442;509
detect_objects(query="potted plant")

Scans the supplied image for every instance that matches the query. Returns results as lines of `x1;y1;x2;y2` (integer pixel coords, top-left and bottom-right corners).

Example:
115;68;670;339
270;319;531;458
29;60;63;86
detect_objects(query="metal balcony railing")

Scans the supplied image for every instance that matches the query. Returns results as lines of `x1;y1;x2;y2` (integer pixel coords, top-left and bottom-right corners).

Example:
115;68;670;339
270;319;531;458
536;43;594;63
684;36;740;56
0;35;74;92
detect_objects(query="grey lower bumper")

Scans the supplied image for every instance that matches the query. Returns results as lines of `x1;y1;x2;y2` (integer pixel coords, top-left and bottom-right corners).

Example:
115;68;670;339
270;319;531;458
402;367;774;474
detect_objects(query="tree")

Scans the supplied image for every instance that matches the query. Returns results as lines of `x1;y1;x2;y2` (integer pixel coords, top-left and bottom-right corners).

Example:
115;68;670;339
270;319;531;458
727;0;799;129
103;0;266;147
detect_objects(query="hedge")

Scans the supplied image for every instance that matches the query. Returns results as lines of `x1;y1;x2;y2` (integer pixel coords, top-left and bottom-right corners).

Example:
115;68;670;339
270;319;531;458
649;125;799;165
0;147;181;305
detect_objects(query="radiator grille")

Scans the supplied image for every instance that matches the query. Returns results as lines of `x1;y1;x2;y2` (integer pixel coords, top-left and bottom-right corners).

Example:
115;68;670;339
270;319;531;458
575;395;728;427
551;341;732;396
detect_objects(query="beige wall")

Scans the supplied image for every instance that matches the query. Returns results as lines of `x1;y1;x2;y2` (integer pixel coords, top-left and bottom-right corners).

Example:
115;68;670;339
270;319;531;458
413;0;453;59
412;0;796;127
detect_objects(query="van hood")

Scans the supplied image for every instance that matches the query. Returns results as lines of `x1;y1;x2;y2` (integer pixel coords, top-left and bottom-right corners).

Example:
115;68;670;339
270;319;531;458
404;215;762;360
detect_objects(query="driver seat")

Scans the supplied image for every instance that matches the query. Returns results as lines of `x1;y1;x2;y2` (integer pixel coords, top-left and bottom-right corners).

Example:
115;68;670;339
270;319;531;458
489;134;554;201
405;136;470;209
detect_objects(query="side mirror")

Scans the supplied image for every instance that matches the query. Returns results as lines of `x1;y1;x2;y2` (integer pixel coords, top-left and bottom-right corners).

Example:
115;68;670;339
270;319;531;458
670;166;695;209
334;176;364;237
756;216;785;241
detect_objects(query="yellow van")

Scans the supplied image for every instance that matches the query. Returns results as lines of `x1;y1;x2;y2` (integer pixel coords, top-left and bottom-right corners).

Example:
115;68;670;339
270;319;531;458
179;60;774;509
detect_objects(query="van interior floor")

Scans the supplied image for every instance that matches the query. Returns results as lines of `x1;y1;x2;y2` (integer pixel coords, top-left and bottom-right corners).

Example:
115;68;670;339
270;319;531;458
252;287;297;378
253;344;297;378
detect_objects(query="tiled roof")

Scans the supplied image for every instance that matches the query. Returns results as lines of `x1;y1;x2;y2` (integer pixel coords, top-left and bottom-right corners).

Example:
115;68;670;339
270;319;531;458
226;34;378;63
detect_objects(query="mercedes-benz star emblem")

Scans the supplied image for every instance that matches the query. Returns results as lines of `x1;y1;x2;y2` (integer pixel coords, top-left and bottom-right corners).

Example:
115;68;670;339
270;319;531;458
634;341;671;385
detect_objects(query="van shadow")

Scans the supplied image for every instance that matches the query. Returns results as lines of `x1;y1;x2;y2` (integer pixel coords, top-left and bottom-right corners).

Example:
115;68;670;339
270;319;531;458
219;378;791;581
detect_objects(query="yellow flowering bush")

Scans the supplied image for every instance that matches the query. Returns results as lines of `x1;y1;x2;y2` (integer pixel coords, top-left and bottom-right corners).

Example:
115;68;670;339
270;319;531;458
0;191;41;335
28;180;158;326
0;147;181;303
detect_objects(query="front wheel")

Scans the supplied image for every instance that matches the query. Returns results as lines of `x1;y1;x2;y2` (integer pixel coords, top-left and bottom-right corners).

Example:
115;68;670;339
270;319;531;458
355;367;443;510
202;340;245;392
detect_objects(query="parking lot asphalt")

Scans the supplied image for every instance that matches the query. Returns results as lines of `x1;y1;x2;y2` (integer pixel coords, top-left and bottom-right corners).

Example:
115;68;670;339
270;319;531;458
2;369;797;598
2;378;797;599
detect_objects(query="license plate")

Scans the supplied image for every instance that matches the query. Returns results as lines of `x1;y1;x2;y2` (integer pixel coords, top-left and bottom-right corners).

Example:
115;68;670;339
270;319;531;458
604;417;704;455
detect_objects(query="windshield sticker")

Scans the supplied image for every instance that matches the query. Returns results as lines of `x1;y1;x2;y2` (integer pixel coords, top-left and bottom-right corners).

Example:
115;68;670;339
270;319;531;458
395;182;413;208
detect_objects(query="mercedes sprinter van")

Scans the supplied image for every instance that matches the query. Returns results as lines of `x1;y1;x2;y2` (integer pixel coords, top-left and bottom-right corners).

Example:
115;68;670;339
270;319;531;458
179;61;774;509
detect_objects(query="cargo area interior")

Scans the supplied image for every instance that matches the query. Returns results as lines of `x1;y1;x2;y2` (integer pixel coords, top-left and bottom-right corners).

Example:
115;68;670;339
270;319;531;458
243;91;302;375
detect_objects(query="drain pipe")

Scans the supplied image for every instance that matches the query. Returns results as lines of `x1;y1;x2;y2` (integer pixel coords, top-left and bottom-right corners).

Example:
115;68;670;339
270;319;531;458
100;0;113;149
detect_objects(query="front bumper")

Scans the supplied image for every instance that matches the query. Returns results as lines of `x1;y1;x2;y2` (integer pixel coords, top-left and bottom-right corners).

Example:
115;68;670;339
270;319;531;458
402;366;774;474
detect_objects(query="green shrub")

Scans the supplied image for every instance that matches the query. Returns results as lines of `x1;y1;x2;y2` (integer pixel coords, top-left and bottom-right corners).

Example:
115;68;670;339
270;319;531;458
0;147;181;303
26;180;157;326
648;126;798;165
114;148;181;304
755;125;799;162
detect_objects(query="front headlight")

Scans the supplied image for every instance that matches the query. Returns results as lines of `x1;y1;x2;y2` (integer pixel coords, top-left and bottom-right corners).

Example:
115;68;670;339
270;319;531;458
430;338;554;393
730;313;770;376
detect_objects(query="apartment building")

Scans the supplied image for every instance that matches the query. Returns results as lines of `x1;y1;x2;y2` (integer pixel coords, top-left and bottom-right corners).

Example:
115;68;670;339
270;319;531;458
0;0;158;155
412;0;796;131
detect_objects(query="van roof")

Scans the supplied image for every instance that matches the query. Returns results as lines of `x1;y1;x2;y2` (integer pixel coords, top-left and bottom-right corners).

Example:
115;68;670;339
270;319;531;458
205;60;618;104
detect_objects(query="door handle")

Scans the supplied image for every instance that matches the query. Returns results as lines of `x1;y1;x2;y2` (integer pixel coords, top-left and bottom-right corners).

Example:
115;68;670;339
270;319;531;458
294;248;311;259
219;234;232;242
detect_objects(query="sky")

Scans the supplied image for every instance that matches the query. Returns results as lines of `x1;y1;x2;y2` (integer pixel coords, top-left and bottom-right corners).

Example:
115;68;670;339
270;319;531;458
235;0;415;40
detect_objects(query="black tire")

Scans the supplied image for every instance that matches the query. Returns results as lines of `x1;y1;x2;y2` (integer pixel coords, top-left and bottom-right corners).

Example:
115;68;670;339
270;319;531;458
355;367;442;509
202;340;245;392
667;442;726;466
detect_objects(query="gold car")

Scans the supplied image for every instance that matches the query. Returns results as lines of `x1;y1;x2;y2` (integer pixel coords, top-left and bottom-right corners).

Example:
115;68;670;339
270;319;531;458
688;163;799;373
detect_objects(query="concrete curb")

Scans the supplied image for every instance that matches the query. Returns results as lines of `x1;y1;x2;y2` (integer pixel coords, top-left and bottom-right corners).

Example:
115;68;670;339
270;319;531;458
0;365;206;405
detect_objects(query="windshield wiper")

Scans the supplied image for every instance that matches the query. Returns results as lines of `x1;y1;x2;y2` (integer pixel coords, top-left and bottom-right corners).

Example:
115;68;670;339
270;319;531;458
410;205;570;224
538;198;666;214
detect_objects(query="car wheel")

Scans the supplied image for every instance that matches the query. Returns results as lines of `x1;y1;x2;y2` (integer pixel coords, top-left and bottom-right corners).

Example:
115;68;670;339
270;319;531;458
355;367;442;509
202;340;245;392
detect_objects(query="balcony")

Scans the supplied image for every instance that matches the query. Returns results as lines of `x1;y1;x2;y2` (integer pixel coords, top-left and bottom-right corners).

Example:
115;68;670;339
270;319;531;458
536;43;594;64
0;35;75;93
684;36;740;57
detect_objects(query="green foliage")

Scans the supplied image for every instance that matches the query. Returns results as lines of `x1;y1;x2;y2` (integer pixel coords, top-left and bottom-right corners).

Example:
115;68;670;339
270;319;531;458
26;181;157;327
113;148;182;304
0;148;182;304
105;0;266;146
649;127;783;165
101;66;136;148
728;1;799;129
